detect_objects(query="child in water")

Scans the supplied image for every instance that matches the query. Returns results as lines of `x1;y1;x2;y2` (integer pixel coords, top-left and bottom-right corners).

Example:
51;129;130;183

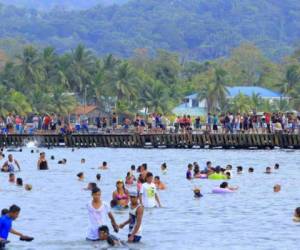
98;225;123;246
193;188;203;198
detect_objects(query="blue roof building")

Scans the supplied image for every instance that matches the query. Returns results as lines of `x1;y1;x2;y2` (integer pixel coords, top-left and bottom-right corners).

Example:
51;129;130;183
227;86;282;99
172;86;286;116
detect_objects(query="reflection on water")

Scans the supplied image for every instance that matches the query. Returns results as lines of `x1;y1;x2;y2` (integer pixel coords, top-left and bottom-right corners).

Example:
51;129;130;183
1;148;300;250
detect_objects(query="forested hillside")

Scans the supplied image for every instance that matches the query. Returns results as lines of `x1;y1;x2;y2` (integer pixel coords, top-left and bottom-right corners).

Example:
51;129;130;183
0;0;299;60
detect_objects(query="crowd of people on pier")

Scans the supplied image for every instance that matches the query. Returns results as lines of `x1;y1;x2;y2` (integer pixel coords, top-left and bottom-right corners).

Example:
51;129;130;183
0;147;299;248
0;111;300;135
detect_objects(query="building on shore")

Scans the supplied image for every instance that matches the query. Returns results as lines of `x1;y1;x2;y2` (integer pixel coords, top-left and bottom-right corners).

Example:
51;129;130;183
172;86;289;116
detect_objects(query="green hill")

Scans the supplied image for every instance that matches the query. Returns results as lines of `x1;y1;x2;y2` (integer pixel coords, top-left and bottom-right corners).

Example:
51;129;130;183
0;0;299;60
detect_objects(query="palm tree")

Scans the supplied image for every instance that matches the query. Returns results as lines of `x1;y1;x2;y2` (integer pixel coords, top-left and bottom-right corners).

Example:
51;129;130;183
8;90;32;115
213;67;229;110
0;85;11;116
51;86;77;115
30;90;55;115
66;44;95;99
139;80;170;114
230;93;251;114
114;62;139;101
198;81;216;113
16;46;44;93
250;93;262;111
272;99;291;112
285;64;300;94
195;67;229;113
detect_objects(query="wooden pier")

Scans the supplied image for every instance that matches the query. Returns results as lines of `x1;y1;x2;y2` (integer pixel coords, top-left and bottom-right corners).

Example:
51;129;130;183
0;133;299;149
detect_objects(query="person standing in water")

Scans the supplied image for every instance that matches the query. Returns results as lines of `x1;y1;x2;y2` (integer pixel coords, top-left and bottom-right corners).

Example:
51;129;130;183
139;172;162;208
0;205;33;247
2;154;21;172
86;187;119;241
119;191;144;243
112;180;129;209
37;152;48;170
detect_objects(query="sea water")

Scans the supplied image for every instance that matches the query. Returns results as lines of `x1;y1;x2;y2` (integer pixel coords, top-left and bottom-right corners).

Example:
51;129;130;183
0;148;300;250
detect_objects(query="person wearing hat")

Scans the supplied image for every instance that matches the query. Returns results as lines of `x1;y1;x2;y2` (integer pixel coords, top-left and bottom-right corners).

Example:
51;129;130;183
119;191;144;243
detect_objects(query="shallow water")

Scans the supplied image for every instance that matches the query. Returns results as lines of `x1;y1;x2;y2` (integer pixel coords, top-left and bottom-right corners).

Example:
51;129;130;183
1;148;300;250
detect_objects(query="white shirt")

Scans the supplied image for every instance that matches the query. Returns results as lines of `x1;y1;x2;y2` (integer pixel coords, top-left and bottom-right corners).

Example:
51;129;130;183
140;182;157;208
87;201;110;240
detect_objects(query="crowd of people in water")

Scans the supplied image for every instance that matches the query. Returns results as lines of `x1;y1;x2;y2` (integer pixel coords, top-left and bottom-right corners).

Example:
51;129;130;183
0;147;300;248
0;111;300;135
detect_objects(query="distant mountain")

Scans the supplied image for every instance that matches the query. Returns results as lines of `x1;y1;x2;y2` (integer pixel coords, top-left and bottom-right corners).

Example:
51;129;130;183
0;0;299;60
0;0;129;10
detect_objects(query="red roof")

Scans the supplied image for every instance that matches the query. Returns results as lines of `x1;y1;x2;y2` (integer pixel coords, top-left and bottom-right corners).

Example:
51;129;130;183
72;105;98;115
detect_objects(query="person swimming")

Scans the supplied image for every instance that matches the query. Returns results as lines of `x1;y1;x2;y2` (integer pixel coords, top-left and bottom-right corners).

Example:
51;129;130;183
208;166;227;180
112;180;129;209
81;158;86;164
224;165;233;178
125;172;135;185
186;164;193;180
25;184;32;191
248;167;254;173
8;173;15;184
77;172;84;181
161;163;167;175
193;164;201;178
273;184;281;193
130;165;136;175
16;178;23;187
225;172;231;179
265;167;272;174
274;163;279;170
293;207;300;222
58;159;67;164
154;176;166;190
220;182;238;191
96;173;101;182
237;166;243;174
85;183;97;191
99;161;108;170
193;188;203;198
37;152;48;170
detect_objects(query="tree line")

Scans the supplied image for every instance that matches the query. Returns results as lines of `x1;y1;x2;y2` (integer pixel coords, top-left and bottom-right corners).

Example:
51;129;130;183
0;43;300;117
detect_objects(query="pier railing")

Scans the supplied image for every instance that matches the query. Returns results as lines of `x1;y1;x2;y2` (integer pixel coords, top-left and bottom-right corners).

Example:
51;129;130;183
0;133;299;149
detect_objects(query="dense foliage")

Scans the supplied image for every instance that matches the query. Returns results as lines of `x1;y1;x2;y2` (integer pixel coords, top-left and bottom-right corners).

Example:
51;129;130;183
0;43;300;117
0;0;300;60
